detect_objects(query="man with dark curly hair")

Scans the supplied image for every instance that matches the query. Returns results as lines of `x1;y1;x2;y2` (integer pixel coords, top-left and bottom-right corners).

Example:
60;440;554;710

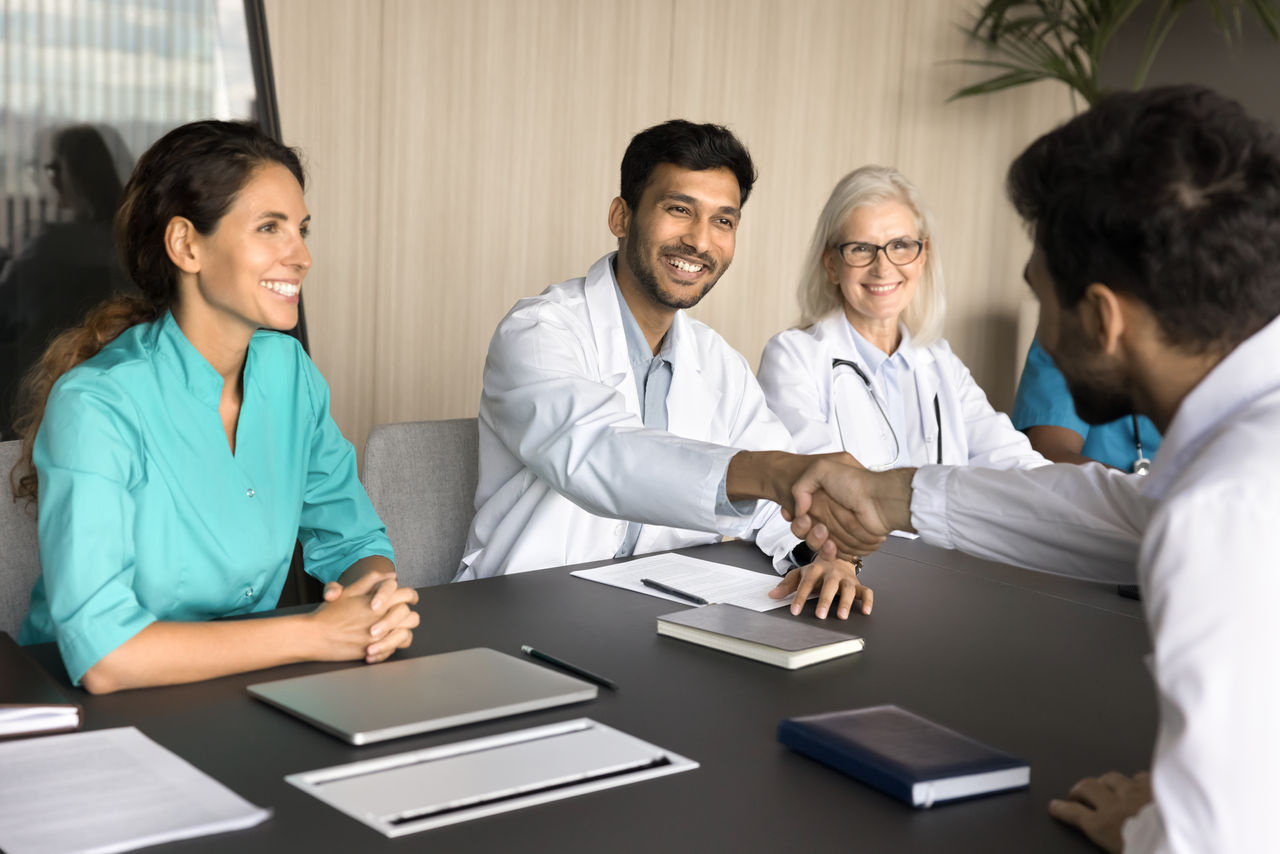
780;86;1280;853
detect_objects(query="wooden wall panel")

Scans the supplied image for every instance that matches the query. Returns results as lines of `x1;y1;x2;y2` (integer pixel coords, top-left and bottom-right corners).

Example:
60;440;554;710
264;0;1075;459
895;0;1072;407
668;0;910;364
263;0;384;455
372;0;674;428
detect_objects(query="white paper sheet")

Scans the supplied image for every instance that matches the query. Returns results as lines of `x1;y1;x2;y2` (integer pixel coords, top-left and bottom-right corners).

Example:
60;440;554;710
571;553;792;611
0;726;270;854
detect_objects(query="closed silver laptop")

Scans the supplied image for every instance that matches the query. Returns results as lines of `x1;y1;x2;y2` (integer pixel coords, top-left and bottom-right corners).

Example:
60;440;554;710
247;647;597;745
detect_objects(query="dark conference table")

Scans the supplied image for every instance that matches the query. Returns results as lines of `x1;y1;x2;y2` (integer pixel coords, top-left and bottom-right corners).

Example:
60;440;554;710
26;537;1155;853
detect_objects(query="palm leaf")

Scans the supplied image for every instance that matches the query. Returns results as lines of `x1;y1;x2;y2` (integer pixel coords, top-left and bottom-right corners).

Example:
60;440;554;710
950;0;1280;105
947;68;1058;101
1243;0;1280;35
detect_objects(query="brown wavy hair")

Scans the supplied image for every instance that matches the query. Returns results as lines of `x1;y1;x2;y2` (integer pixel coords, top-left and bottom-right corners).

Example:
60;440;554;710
11;120;305;503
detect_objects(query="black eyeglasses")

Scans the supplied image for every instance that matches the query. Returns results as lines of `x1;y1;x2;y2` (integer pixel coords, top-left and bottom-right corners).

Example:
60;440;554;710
836;238;923;268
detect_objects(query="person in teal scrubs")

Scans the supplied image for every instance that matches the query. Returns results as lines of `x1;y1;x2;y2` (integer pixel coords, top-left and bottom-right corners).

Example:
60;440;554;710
1013;338;1162;471
12;121;419;693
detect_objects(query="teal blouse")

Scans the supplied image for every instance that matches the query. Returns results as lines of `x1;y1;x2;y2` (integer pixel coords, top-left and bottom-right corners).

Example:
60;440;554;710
1013;338;1162;471
19;311;394;684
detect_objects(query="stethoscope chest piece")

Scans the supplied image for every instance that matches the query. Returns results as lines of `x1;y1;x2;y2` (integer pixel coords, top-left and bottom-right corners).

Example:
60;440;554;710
1130;414;1151;476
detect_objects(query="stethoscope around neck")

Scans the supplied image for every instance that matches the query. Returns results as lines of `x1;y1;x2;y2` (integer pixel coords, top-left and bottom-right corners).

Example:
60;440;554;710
831;357;942;470
1131;414;1151;475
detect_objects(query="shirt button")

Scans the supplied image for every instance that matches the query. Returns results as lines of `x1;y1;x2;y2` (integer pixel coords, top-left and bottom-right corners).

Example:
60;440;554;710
245;587;254;598
245;488;255;498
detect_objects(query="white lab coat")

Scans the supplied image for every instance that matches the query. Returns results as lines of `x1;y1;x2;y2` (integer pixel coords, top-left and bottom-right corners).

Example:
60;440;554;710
457;253;794;580
910;314;1280;852
757;311;1047;470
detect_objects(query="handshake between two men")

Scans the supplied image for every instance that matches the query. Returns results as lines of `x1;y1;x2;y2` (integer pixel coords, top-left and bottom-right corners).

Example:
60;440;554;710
726;450;917;562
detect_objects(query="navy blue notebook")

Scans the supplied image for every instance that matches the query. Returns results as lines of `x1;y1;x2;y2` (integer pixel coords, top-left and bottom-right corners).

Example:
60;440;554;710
777;704;1029;808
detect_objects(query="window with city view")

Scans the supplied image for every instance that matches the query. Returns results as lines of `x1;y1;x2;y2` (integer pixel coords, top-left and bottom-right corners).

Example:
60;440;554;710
0;0;272;439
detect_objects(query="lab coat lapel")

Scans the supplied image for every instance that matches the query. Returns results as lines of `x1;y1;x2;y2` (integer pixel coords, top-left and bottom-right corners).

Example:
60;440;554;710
910;345;942;464
666;312;721;438
583;254;641;417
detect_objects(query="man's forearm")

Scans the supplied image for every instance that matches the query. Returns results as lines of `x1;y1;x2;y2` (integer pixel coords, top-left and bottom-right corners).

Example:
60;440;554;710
870;467;917;534
725;450;808;509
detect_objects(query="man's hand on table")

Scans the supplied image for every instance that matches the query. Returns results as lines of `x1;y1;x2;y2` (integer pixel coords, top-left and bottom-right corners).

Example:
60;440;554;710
1049;770;1152;853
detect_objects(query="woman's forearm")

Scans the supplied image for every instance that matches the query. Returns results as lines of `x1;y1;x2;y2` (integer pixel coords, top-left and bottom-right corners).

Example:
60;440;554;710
80;558;407;694
79;613;327;694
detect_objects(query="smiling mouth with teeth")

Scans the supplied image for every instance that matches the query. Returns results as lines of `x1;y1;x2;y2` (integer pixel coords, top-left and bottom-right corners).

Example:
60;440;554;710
259;279;300;297
862;282;900;294
665;256;705;274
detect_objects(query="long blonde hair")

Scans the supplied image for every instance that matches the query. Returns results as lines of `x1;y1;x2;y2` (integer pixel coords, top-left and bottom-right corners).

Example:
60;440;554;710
796;165;946;347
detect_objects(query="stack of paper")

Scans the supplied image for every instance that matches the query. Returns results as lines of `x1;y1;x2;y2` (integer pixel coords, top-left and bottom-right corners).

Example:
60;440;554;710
0;632;81;738
0;727;270;854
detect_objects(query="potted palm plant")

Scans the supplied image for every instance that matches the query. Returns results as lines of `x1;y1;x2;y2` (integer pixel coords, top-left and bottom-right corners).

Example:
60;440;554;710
951;0;1280;107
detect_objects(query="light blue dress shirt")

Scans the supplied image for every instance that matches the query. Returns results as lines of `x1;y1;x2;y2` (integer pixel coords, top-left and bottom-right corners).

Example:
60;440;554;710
614;282;674;558
611;277;749;558
19;311;393;684
1013;338;1162;471
847;323;929;467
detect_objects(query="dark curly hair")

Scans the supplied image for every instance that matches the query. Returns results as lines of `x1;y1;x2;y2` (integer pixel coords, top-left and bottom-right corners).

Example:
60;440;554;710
1008;85;1280;353
620;119;757;210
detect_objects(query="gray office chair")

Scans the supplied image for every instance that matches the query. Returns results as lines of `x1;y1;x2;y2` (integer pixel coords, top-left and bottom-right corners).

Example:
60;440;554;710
361;418;480;588
0;439;40;637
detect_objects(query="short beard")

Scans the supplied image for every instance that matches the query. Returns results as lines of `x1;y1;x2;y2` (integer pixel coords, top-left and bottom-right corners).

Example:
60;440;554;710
1064;371;1134;425
1051;324;1136;425
623;234;723;311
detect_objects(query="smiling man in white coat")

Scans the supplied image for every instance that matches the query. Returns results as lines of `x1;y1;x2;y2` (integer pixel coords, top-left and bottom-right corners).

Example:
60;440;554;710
777;87;1280;853
456;120;868;619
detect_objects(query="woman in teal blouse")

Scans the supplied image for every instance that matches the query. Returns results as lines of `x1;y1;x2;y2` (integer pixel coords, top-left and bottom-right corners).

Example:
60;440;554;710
12;121;419;693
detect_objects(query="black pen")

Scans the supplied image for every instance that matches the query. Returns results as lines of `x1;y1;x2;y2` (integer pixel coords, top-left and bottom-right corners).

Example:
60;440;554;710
640;577;709;606
520;645;618;691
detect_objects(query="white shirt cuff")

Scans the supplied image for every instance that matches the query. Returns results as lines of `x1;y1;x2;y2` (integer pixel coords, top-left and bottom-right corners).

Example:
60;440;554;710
908;464;957;549
1120;802;1163;854
709;448;760;537
715;470;758;518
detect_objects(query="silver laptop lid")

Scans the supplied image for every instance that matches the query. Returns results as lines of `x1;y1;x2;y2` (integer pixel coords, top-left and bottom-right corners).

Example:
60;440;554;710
247;647;598;745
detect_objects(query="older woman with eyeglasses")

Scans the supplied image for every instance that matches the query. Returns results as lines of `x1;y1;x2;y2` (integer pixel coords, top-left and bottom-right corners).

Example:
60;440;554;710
758;166;1045;494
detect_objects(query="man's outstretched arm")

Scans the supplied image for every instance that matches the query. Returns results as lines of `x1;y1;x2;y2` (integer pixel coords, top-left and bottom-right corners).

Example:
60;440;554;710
779;457;1142;584
725;450;907;558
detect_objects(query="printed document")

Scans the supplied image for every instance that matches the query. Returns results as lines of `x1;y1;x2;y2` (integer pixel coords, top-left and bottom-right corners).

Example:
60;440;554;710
0;726;270;854
571;553;792;611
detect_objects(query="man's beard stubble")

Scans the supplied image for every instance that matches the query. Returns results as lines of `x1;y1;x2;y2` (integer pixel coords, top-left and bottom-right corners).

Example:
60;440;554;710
1052;328;1138;426
622;232;724;311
